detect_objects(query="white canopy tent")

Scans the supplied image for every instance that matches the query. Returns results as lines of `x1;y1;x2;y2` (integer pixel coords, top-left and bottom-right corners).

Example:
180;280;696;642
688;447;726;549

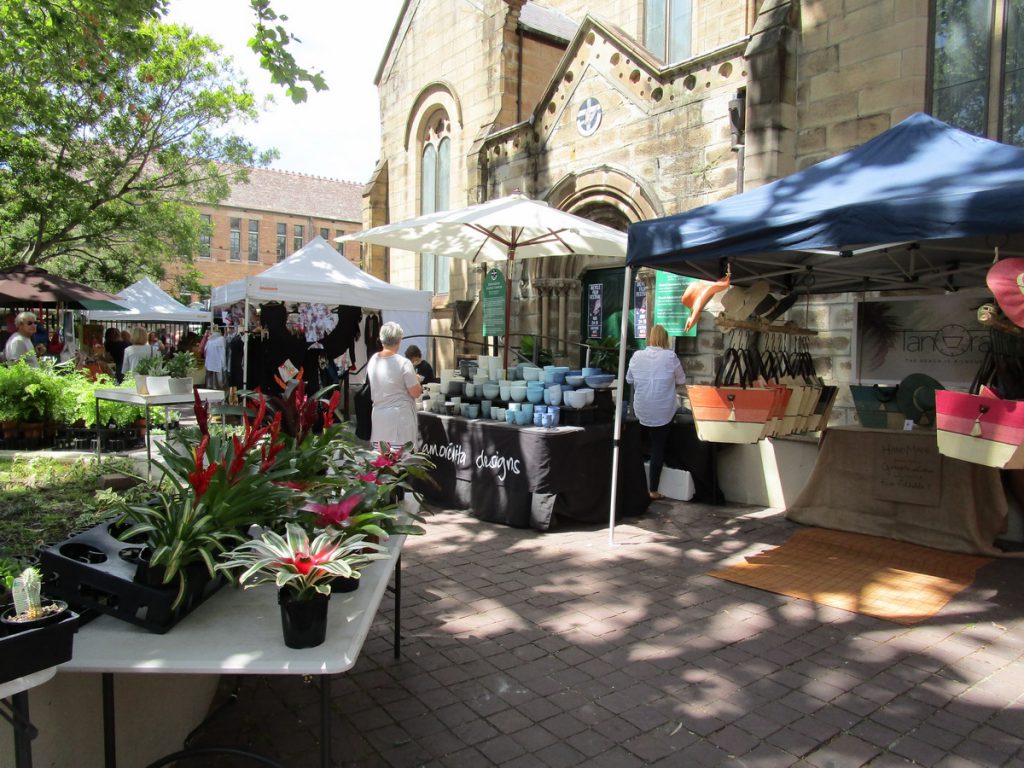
212;236;432;313
85;276;211;323
211;236;432;383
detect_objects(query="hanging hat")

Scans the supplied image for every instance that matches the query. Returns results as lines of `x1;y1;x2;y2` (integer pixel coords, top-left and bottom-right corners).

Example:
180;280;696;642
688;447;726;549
897;373;945;425
986;257;1024;328
719;280;771;322
681;274;731;332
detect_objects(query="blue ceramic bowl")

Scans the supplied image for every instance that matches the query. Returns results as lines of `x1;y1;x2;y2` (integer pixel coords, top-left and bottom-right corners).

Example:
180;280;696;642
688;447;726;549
585;374;615;389
565;375;586;387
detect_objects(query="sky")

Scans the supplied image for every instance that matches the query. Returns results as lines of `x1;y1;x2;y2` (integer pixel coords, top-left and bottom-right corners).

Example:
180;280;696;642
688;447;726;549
167;0;405;184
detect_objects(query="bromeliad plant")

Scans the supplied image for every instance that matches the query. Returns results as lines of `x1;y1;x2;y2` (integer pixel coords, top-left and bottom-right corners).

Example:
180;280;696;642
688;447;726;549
114;390;299;608
217;523;389;599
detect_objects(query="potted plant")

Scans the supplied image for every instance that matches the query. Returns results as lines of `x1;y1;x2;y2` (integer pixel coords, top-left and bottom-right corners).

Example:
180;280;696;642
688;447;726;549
0;565;80;685
1;566;69;632
135;354;168;395
217;523;388;648
166;351;198;395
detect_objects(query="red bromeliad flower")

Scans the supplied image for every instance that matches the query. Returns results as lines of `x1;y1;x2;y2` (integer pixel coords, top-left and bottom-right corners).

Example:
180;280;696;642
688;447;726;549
280;546;337;576
306;494;364;528
188;435;217;499
322;390;341;429
193;389;209;437
358;471;382;484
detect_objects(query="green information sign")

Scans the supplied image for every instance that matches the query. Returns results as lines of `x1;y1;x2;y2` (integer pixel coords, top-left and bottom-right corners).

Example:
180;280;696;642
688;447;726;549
482;267;506;337
653;272;699;337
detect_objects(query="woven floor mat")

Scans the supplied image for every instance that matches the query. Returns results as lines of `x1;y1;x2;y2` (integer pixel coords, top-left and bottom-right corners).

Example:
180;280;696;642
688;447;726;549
708;526;993;624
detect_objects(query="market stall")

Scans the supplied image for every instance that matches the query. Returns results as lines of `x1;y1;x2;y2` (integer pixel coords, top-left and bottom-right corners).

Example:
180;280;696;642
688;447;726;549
618;113;1024;554
84;276;211;327
414;410;649;530
211;236;431;391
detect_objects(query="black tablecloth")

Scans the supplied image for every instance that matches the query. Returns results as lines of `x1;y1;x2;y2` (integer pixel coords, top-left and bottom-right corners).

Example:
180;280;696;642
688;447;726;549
415;412;650;530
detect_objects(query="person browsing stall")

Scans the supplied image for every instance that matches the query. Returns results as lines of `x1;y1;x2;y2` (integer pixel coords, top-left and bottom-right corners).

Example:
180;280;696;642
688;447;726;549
403;344;436;384
367;322;422;448
4;312;39;366
626;323;686;501
122;326;156;375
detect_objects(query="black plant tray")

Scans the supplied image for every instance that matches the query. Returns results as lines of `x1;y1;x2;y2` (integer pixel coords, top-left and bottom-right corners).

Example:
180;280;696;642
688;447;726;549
0;608;80;685
39;522;224;634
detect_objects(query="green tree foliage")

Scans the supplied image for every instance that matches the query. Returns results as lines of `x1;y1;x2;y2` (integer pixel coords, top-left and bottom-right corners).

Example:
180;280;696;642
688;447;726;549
0;0;279;288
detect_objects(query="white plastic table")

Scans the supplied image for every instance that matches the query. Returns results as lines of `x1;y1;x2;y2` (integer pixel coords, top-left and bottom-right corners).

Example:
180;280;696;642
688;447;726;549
63;532;405;767
92;389;225;472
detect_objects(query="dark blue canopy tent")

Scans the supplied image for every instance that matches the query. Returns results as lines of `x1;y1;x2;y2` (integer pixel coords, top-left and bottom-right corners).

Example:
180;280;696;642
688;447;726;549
605;114;1024;541
625;112;1024;294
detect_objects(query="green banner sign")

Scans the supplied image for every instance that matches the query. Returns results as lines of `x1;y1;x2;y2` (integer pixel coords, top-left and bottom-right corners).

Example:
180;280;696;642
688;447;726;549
482;267;506;337
653;272;698;337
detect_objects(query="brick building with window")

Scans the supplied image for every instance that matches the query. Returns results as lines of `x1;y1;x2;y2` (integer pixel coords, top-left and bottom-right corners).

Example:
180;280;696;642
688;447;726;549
191;167;363;296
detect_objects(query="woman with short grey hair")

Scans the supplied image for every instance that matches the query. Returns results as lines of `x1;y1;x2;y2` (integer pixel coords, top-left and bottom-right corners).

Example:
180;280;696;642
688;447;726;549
366;321;422;447
4;311;38;366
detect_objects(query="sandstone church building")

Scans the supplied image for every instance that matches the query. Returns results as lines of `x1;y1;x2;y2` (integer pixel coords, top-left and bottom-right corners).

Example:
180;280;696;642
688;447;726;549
365;0;1018;389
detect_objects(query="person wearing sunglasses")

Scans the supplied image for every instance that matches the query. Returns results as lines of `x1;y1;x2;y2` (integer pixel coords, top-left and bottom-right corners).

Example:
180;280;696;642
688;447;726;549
4;311;39;366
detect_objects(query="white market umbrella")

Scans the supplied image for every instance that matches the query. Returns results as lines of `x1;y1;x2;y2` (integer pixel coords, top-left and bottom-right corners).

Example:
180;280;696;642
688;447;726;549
339;192;627;368
341;193;631;545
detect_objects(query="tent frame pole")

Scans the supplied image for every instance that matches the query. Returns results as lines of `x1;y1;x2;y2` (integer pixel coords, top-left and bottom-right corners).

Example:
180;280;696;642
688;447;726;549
242;297;250;390
608;266;633;546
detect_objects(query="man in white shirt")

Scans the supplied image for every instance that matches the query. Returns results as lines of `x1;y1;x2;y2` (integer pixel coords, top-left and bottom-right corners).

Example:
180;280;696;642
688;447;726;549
4;312;39;366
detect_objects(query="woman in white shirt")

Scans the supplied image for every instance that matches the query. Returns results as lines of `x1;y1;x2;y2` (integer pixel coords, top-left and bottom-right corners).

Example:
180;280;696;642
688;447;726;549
121;326;156;375
626;324;686;500
366;322;422;447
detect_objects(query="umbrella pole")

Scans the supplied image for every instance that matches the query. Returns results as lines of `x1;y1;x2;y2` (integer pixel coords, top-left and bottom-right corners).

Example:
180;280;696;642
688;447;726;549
608;266;633;546
502;246;516;371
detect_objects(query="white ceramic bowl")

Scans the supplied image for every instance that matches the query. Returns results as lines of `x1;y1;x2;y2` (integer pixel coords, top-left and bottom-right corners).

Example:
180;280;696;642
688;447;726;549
565;375;586;387
482;383;500;400
563;390;587;409
577;388;594;406
521;366;542;381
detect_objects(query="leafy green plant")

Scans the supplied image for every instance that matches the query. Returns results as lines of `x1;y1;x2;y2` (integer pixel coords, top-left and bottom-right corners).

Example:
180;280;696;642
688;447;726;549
134;355;167;376
117;491;230;610
585;336;622;373
167;351;197;378
0;360;60;421
217;523;387;600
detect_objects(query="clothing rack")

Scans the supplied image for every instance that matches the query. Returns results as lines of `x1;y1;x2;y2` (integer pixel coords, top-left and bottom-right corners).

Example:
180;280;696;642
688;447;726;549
715;318;818;336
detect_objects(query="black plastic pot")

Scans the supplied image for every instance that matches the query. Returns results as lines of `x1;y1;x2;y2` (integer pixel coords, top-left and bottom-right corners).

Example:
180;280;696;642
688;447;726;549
331;575;360;593
0;604;79;684
1;599;70;634
278;590;330;649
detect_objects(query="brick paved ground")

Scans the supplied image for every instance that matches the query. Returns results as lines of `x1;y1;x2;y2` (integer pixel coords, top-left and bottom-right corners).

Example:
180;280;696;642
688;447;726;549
191;498;1024;767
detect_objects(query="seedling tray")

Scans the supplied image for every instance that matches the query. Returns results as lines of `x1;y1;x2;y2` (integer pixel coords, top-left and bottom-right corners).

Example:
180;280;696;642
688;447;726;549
39;522;224;634
0;608;80;685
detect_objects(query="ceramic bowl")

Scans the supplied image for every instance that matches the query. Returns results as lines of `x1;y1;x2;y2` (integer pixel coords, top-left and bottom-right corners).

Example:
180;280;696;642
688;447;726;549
577;388;595;406
548;405;561;427
466;404;480;419
521;403;534;419
464;382;476;398
505;409;516;424
546;385;562;406
582;367;602;378
482;383;500;400
565;375;586;387
509;384;527;402
585;374;615;389
515;410;531;426
499;385;511;401
521;366;542;381
526;388;544;404
563;390;588;409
